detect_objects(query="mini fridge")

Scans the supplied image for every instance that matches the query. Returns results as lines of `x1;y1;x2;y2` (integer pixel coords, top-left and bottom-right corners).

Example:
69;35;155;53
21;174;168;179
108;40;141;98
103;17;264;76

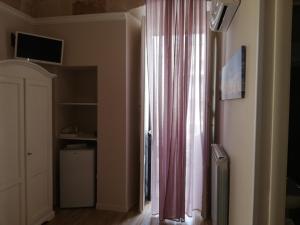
60;148;95;208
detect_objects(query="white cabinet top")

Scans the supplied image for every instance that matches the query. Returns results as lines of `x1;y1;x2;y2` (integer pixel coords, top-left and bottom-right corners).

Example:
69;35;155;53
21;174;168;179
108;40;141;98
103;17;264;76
0;59;56;79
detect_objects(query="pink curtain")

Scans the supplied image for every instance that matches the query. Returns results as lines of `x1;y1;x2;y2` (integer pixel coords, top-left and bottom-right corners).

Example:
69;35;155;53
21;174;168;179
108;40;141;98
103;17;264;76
146;0;207;221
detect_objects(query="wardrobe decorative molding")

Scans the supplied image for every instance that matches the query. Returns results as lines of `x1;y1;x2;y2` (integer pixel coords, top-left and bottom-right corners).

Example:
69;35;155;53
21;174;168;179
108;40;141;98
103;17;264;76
0;60;56;78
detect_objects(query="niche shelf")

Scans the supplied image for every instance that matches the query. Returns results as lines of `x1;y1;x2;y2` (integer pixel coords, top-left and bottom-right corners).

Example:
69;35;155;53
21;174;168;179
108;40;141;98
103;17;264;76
40;64;98;208
58;135;97;141
53;65;98;146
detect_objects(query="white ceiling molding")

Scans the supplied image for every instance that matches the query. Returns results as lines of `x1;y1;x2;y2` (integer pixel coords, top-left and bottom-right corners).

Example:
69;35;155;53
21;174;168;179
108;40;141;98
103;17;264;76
128;5;145;21
125;12;141;25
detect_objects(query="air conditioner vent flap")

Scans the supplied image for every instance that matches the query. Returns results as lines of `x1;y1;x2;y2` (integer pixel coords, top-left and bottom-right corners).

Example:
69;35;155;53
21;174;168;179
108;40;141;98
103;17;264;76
209;0;240;32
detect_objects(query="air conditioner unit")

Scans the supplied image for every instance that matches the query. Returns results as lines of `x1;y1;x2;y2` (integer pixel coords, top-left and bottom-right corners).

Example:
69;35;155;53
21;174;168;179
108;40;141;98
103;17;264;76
209;0;240;32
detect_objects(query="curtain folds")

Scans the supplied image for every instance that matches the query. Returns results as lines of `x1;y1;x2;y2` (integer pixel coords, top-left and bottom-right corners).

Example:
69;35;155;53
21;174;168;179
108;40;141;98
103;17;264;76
146;0;207;220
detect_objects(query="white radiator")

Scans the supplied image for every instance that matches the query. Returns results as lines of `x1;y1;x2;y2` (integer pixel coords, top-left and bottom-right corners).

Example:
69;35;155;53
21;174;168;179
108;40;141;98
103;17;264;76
211;144;229;225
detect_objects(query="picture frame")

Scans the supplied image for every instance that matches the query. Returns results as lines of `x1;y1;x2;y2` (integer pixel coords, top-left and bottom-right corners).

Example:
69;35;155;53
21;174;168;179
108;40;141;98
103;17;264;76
220;46;246;100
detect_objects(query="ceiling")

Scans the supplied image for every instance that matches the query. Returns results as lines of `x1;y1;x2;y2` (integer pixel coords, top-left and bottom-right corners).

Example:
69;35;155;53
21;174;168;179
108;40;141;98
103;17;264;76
0;0;144;17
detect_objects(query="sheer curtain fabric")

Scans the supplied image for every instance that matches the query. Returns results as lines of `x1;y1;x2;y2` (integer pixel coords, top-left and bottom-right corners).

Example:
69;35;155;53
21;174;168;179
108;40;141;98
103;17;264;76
146;0;207;220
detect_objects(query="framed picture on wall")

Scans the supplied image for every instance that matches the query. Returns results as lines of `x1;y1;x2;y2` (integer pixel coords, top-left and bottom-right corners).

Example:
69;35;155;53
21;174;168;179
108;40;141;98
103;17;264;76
221;46;246;100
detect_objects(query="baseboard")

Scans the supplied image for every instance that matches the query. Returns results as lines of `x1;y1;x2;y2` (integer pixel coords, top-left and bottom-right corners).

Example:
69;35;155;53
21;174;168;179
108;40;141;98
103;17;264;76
31;210;55;225
96;202;128;212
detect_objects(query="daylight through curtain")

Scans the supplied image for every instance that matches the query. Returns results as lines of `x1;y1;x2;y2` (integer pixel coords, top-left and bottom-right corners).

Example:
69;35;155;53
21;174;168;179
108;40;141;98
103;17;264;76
146;0;207;220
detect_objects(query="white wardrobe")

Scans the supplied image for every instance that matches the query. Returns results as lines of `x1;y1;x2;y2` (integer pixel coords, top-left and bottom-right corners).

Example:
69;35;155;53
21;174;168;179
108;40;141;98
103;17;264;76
0;60;55;225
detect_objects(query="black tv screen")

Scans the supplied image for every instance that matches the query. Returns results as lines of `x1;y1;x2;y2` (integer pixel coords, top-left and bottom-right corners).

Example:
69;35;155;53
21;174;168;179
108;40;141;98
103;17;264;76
15;32;64;65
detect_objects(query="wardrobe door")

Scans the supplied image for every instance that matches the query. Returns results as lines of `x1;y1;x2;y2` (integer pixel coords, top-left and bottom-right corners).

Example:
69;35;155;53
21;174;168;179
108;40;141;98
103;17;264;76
25;79;52;225
0;75;25;225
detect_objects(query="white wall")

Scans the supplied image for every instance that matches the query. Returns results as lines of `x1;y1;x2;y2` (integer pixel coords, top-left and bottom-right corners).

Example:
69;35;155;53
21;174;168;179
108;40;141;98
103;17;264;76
253;0;293;224
35;14;141;212
125;14;140;210
34;16;129;211
218;0;261;224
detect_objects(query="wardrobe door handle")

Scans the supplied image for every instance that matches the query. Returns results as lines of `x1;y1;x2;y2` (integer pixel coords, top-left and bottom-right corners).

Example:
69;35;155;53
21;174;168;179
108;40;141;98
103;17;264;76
27;152;33;156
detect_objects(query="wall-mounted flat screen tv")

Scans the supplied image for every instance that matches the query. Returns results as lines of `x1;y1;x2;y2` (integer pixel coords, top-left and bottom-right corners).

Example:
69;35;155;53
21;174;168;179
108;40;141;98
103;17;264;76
14;31;64;65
